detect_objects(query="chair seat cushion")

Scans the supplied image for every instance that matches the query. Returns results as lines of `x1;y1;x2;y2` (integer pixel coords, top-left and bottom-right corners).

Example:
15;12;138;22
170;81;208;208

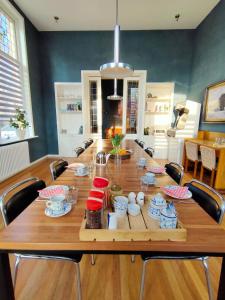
141;254;203;261
20;252;82;263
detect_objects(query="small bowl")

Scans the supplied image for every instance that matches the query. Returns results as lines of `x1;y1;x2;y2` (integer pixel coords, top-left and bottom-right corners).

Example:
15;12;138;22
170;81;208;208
128;203;140;216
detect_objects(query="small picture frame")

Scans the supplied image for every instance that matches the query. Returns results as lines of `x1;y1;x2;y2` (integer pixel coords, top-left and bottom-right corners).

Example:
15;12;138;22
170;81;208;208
204;80;225;123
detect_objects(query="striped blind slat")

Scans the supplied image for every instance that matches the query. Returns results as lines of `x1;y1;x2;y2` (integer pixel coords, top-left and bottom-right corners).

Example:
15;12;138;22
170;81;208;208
0;51;24;125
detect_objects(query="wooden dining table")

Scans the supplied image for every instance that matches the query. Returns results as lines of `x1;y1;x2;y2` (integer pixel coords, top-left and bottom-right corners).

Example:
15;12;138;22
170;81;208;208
1;139;225;300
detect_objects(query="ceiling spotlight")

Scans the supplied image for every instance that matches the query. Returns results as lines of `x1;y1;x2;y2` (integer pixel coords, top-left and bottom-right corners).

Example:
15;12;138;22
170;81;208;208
175;14;180;22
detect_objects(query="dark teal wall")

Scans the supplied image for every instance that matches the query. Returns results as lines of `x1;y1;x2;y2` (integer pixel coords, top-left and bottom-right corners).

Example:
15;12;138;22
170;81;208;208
9;0;48;161
40;30;194;154
25;19;48;161
189;0;225;132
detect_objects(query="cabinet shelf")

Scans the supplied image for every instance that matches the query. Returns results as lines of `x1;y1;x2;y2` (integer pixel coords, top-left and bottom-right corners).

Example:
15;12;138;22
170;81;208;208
145;111;169;115
146;98;170;102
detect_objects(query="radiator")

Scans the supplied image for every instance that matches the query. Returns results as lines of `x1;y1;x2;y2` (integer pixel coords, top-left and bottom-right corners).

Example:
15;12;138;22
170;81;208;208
0;141;30;182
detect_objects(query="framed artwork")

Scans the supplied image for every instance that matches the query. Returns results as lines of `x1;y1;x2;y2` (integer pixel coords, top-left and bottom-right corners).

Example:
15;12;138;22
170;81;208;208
204;80;225;122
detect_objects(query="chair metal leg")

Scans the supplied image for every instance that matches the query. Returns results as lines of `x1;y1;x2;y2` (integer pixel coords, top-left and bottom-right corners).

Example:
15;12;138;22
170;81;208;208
91;254;95;265
131;255;135;263
202;258;213;300
75;263;82;300
13;255;21;288
139;260;148;300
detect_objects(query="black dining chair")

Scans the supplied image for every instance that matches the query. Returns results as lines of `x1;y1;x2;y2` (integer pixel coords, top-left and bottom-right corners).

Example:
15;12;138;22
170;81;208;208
139;179;225;300
74;147;85;157
165;162;184;185
139;141;145;148
49;159;68;180
145;147;154;157
135;139;140;144
0;177;82;299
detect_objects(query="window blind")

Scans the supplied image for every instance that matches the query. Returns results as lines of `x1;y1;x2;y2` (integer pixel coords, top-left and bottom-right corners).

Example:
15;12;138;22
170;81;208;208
0;51;23;126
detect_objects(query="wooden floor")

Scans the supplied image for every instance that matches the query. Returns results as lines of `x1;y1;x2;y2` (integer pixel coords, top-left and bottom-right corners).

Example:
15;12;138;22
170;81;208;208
0;157;224;300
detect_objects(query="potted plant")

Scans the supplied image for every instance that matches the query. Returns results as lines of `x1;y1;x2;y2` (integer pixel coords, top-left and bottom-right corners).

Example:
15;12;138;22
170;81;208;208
111;133;124;154
9;108;29;140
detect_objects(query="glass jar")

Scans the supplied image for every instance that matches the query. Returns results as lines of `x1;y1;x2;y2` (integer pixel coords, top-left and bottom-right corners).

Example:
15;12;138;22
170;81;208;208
86;208;102;229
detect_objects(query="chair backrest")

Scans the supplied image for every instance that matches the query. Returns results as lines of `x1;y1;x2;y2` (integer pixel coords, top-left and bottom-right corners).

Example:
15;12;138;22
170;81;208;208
185;142;199;161
165;162;184;185
145;147;154;157
200;146;216;170
49;159;68;180
74;147;85;158
139;141;145;148
184;179;225;224
0;177;46;226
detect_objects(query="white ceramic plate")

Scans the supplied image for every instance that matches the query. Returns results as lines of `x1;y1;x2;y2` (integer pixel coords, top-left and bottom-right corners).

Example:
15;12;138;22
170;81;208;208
163;189;192;200
39;185;69;199
45;203;72;218
67;163;85;170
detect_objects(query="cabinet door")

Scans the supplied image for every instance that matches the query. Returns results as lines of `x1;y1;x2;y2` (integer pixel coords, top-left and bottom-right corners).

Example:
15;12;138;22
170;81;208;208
122;77;145;138
83;76;102;138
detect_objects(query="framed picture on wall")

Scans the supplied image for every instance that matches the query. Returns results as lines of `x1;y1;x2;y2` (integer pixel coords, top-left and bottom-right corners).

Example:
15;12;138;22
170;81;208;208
204;80;225;122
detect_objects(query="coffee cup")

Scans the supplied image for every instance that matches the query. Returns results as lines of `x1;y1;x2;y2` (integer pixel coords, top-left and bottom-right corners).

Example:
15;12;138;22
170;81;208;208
46;195;65;213
138;157;147;167
145;172;155;183
75;165;88;176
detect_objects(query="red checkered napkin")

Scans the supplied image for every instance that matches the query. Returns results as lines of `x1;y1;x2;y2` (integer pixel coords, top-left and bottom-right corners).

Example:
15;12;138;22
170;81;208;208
93;177;109;188
39;186;66;198
148;166;165;174
163;186;189;198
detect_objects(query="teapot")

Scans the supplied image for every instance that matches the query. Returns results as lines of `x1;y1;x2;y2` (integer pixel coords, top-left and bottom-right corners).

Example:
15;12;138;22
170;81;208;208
96;151;111;165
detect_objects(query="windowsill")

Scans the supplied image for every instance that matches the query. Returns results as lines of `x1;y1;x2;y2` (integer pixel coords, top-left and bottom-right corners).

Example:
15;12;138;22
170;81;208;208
0;136;39;146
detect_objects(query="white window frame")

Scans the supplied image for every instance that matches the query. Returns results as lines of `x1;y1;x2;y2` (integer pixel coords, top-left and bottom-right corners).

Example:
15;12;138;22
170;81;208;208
0;0;34;138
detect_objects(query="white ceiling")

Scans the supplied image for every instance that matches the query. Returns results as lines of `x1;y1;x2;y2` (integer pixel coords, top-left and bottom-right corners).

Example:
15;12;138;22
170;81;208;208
14;0;220;31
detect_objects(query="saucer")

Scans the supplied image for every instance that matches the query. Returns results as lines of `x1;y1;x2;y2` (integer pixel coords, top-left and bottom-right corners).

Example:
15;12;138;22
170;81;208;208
141;176;156;185
45;203;72;218
74;170;89;177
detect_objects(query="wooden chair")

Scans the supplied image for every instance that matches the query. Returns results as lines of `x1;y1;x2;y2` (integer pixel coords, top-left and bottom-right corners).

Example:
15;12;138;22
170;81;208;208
139;179;225;300
200;146;217;187
185;142;201;178
0;177;82;299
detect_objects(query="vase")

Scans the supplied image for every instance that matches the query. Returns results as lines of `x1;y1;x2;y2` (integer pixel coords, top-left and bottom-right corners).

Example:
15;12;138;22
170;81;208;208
16;129;26;140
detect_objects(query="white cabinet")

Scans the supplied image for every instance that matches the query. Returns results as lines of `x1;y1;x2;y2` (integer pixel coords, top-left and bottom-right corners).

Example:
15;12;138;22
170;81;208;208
54;83;84;156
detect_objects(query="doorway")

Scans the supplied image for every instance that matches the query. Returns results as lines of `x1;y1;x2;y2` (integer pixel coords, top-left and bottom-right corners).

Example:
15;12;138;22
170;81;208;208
101;79;123;138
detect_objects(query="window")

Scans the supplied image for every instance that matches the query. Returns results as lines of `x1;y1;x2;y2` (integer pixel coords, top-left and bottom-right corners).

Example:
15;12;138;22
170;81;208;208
0;0;33;139
89;81;98;134
126;80;139;134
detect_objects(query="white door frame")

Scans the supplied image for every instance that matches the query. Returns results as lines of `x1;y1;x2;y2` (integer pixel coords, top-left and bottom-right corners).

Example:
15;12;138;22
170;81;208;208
82;70;147;139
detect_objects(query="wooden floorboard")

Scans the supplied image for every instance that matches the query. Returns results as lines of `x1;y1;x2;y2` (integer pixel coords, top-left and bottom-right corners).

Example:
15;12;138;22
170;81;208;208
0;156;224;300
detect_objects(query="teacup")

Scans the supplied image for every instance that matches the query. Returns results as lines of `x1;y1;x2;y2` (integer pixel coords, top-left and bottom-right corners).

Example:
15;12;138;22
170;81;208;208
160;208;177;229
46;195;65;213
145;172;155;183
152;193;166;206
114;196;128;217
75;165;88;176
138;157;147;167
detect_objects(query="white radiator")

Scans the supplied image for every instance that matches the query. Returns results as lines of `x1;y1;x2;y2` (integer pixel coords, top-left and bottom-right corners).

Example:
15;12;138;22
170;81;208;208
0;141;30;182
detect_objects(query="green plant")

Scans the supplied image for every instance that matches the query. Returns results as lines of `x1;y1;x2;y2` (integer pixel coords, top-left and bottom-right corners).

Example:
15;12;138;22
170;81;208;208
9;108;29;129
111;133;124;148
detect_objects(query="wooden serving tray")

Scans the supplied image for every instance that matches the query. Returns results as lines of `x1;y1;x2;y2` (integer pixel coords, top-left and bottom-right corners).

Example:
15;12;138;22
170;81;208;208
79;203;186;242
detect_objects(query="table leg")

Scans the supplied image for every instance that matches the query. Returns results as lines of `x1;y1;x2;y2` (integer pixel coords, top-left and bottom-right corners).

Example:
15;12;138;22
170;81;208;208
218;257;225;300
0;253;15;300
